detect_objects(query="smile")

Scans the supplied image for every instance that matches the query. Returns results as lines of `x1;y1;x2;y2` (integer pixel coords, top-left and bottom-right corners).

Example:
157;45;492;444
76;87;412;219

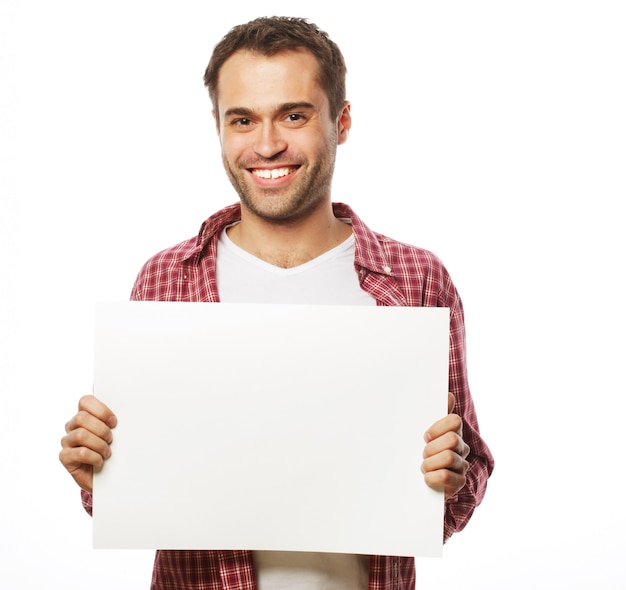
250;167;298;179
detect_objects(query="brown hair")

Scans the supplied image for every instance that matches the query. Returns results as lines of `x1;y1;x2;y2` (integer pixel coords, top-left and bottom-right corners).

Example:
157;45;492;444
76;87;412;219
204;16;347;120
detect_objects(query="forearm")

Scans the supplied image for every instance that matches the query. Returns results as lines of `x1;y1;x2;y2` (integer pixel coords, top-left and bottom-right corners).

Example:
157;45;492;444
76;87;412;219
443;450;491;541
442;290;494;540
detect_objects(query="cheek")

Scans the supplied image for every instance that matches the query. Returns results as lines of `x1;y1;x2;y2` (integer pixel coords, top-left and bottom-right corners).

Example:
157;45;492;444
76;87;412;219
220;135;246;160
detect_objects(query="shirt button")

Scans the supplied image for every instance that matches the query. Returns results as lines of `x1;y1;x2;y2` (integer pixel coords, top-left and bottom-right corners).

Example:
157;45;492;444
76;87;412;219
383;265;392;275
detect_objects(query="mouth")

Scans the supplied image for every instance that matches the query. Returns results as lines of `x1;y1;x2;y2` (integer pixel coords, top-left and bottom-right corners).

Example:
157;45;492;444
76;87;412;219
249;166;299;180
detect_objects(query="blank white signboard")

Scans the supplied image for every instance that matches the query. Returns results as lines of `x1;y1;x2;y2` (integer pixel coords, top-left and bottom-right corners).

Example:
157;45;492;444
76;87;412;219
93;302;449;557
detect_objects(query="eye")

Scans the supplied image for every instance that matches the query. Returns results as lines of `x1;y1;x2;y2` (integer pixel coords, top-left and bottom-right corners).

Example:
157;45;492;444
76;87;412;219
233;117;252;127
286;113;306;124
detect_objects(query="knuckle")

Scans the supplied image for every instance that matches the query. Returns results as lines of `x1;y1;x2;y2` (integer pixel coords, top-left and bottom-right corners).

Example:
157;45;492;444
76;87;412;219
78;409;94;424
76;446;94;464
432;470;452;486
71;411;86;429
73;428;89;445
424;471;439;487
60;432;76;450
443;449;457;466
78;394;94;409
433;471;447;486
445;431;459;446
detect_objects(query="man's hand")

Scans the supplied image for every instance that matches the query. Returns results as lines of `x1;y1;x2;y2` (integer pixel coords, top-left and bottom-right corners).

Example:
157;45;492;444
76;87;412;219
422;393;470;500
59;395;117;493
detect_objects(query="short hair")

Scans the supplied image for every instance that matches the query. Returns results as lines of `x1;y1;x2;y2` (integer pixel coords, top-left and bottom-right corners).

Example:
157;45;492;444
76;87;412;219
204;16;347;120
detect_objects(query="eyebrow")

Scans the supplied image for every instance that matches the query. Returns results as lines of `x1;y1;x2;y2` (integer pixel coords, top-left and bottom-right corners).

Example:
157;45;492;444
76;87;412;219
224;102;317;119
223;107;254;119
278;102;317;113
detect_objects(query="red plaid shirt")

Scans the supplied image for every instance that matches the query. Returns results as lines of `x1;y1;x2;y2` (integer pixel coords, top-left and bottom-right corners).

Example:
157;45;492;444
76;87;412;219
82;202;494;590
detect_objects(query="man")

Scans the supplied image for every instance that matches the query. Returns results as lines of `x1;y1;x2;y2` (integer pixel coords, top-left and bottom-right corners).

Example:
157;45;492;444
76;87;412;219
60;16;494;590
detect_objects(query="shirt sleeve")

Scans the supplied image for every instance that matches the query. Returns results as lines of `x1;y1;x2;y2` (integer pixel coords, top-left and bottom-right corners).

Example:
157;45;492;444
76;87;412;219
442;280;494;542
81;490;93;516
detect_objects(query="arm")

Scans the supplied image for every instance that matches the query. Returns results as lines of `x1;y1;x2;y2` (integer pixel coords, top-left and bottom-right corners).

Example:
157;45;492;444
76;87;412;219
421;390;492;542
59;395;117;495
422;276;495;542
422;393;470;500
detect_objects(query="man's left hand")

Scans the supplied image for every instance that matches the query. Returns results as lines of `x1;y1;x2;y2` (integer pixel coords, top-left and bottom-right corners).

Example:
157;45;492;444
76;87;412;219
422;393;471;500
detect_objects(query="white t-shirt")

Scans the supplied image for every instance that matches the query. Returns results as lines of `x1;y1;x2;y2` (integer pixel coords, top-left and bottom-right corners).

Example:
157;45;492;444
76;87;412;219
216;224;376;306
253;551;369;590
216;225;373;589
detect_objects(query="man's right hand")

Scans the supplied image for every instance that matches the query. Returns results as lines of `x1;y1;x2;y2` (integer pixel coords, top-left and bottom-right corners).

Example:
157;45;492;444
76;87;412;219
59;395;117;493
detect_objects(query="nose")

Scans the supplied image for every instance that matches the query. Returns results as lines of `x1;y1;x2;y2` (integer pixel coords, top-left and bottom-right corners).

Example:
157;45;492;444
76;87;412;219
254;123;287;159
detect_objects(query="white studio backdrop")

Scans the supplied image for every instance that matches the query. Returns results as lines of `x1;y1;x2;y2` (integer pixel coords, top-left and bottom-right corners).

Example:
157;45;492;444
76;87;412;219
4;1;626;588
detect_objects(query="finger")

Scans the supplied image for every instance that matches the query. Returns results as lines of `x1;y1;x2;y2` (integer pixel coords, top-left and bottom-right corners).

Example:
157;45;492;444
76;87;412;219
59;427;113;494
78;395;117;428
59;444;107;471
448;392;455;414
58;448;98;493
425;413;463;444
421;448;470;476
65;411;115;445
423;468;467;500
61;427;113;460
423;430;468;459
65;395;116;441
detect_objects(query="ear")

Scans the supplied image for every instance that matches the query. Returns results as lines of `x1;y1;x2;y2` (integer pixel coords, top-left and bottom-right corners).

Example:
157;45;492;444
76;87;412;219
336;101;352;145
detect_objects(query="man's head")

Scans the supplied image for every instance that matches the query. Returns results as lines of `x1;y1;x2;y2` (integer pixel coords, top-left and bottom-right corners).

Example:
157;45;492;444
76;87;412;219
204;16;347;124
204;17;351;225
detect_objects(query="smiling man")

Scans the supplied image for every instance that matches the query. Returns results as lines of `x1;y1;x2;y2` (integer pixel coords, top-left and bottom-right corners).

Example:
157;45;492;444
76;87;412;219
60;16;494;590
215;46;353;269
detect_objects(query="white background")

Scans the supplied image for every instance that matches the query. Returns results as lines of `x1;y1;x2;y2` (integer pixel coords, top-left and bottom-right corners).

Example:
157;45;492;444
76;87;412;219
3;1;625;588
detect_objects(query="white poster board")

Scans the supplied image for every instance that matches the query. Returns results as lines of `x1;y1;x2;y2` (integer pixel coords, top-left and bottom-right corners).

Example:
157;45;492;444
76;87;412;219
93;302;448;557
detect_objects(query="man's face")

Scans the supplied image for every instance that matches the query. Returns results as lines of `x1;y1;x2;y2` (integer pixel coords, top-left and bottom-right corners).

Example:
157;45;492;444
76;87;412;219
214;49;351;224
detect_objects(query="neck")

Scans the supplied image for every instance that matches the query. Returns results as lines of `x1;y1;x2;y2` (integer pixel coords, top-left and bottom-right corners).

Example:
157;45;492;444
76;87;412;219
228;202;352;268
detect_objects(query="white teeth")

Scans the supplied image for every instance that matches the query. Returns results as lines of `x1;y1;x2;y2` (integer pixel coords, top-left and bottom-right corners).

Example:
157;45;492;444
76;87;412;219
252;167;293;179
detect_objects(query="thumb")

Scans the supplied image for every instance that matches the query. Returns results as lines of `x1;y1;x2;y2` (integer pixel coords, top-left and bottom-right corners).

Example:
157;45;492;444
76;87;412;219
448;392;455;414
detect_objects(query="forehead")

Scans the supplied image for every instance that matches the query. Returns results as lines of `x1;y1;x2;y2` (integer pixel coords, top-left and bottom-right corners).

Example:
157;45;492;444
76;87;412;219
216;49;326;113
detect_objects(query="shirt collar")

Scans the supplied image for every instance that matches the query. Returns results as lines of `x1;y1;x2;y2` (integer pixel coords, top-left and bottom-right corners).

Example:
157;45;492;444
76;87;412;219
332;203;395;277
189;202;394;277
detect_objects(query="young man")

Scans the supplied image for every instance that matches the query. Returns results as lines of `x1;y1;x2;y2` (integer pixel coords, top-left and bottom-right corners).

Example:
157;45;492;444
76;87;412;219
60;16;494;590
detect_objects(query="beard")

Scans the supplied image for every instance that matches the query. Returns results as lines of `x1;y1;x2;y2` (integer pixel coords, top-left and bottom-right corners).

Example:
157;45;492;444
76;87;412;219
222;137;338;225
